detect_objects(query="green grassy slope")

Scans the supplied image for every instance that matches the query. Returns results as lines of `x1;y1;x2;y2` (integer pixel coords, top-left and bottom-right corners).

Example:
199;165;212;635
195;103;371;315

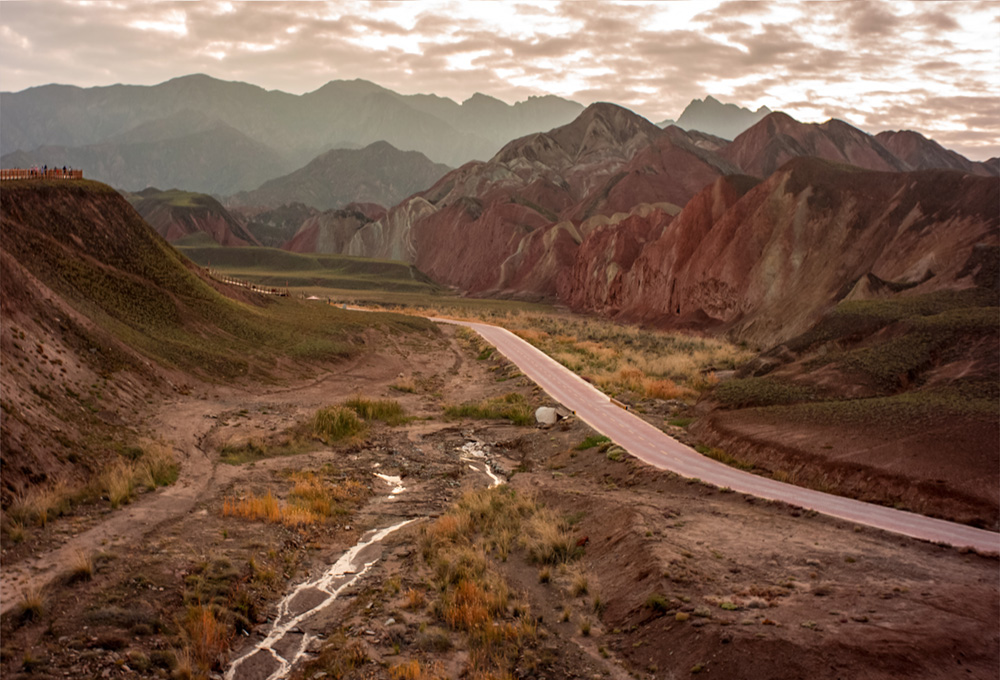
1;180;435;380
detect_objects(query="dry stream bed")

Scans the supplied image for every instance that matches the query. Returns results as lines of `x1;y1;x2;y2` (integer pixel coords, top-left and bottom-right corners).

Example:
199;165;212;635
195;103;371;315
1;326;997;680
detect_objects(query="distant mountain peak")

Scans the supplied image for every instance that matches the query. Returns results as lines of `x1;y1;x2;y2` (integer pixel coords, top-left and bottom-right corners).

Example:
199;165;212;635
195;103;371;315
673;96;773;141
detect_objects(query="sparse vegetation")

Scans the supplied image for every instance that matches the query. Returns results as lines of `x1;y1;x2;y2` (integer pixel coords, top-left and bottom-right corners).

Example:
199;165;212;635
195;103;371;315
343;397;407;425
183;605;231;674
502;313;752;400
575;434;611;450
713;377;816;409
645;593;670;613
414;486;590;678
313;406;367;443
67;550;94;584
14;587;44;625
695;444;755;471
222;474;366;527
444;392;534;425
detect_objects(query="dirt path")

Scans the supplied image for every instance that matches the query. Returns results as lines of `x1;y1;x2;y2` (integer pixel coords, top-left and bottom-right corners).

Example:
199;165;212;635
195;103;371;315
0;349;394;614
0;394;222;613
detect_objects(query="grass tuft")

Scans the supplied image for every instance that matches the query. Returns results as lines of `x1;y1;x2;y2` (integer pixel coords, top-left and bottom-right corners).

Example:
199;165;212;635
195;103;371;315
15;587;44;625
313;406;366;443
444;392;534;425
575;434;611;450
67;550;94;583
343;397;407;425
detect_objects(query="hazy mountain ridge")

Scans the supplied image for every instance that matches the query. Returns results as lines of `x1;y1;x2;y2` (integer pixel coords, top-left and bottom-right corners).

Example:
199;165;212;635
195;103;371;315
0;74;585;192
227;141;451;212
3;122;295;195
671;95;772;140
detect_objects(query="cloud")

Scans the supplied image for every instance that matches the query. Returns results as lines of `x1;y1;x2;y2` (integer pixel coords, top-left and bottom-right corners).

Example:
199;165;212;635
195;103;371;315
0;0;996;159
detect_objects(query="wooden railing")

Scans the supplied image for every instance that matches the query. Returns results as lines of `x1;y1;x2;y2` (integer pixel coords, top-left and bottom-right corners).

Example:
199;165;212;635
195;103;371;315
208;270;290;297
1;168;84;181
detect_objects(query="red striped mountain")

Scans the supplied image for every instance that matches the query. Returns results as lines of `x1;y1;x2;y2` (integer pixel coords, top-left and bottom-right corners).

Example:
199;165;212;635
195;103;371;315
129;188;259;246
227;141;451;212
875;129;999;177
345;103;739;296
283;208;374;254
721;112;907;177
561;158;999;346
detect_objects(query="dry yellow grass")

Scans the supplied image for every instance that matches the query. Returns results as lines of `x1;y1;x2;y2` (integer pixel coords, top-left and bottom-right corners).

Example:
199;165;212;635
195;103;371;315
389;659;446;680
8;481;72;527
222;490;317;526
223;473;366;527
404;587;427;610
184;605;231;673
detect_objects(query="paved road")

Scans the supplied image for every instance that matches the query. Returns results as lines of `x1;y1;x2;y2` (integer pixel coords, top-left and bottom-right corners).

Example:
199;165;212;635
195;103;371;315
438;318;1000;553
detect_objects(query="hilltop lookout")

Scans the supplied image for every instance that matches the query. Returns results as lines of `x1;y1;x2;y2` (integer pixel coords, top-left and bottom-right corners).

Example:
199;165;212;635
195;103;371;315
1;168;83;180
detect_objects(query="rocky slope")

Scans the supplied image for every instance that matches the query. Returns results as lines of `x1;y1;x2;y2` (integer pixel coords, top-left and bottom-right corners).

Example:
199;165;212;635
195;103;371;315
875;129;999;176
564;158;999;347
0;180;262;498
721;112;907;178
128;188;260;246
347;103;738;296
227;141;450;212
283;208;374;254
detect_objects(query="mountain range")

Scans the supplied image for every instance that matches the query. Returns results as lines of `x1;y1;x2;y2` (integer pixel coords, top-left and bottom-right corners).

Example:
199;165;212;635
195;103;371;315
335;104;996;337
3;75;996;350
0;74;584;193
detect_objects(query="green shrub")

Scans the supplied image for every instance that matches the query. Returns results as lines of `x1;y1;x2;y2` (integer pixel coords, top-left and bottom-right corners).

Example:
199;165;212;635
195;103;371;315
444;393;533;425
575;435;611;450
606;446;626;462
313;407;366;443
645;594;669;613
343;397;406;425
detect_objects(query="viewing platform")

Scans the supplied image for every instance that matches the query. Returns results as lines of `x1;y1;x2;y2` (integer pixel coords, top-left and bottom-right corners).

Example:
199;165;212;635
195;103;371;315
1;168;84;181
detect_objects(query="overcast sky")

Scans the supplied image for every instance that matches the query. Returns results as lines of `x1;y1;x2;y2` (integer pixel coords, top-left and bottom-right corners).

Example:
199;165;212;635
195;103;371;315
2;0;997;159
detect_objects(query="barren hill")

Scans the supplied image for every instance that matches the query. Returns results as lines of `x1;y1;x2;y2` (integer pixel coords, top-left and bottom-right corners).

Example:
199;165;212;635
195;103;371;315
228;141;450;212
875;129;999;176
564;158;999;346
129;188;260;246
347;103;737;296
0;179;431;499
721;112;907;177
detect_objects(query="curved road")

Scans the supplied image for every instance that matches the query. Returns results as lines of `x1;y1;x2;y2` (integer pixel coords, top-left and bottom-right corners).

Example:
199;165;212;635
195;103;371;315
437;318;1000;553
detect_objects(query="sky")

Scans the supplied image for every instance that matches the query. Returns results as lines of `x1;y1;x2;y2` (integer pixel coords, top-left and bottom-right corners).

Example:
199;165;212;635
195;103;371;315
1;0;998;160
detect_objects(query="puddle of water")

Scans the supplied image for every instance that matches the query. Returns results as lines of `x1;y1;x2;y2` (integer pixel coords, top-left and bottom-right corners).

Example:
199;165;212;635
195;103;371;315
458;441;503;488
468;463;503;488
375;472;405;495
